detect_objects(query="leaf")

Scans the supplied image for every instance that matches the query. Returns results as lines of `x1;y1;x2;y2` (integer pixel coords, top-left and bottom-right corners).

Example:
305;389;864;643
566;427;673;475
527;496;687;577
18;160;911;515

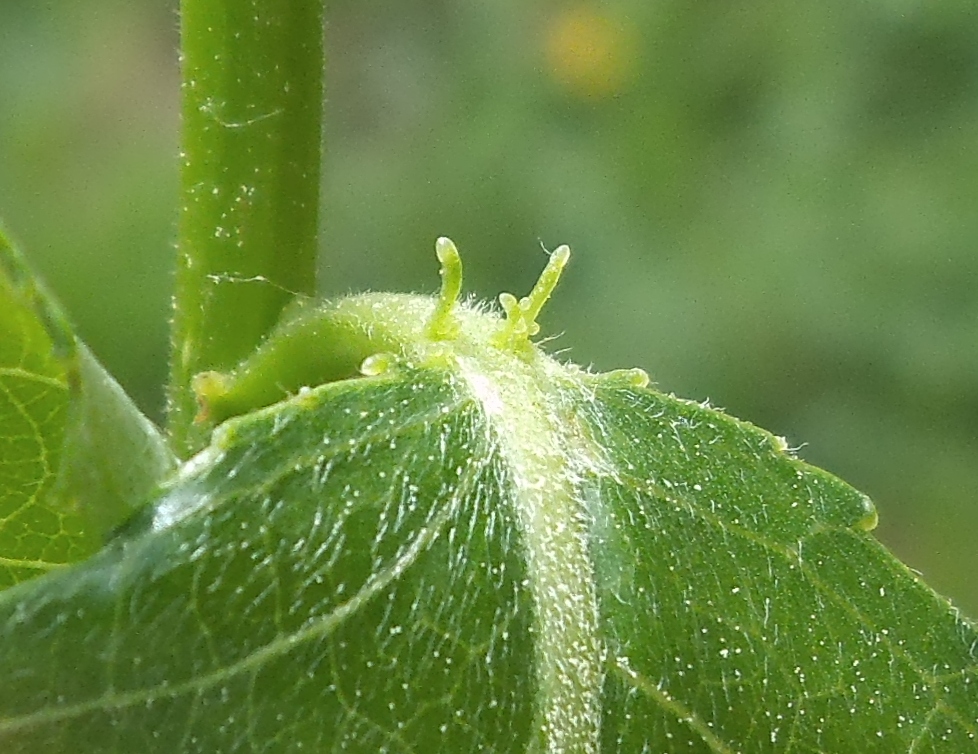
0;228;177;589
0;242;975;752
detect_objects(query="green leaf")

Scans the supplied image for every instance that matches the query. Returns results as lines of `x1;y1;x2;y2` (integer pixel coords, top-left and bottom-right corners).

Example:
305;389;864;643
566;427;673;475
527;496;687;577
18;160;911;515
0;228;177;589
0;244;974;752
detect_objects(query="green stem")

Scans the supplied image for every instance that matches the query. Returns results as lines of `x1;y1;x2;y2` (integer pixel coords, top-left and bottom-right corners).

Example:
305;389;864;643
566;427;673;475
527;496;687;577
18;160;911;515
169;0;324;455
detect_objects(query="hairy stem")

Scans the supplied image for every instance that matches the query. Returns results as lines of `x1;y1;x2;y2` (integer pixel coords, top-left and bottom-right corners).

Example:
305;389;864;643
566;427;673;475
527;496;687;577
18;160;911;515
169;0;324;455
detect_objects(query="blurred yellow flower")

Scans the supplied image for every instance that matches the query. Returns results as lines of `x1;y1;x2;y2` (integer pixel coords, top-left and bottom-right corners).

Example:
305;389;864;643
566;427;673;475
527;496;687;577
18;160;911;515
545;6;634;99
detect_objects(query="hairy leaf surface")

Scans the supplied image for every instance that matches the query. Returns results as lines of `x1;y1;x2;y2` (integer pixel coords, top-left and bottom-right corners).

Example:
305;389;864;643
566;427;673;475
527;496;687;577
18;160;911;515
0;265;975;752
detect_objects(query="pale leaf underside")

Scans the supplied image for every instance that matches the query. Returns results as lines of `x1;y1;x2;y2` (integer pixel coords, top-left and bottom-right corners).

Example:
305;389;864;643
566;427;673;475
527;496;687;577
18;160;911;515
0;231;175;589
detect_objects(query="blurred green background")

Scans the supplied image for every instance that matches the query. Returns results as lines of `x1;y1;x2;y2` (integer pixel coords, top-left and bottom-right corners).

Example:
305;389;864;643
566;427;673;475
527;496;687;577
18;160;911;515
2;0;977;615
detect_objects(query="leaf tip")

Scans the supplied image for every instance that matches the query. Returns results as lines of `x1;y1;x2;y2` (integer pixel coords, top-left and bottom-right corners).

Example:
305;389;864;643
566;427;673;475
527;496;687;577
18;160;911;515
854;493;879;531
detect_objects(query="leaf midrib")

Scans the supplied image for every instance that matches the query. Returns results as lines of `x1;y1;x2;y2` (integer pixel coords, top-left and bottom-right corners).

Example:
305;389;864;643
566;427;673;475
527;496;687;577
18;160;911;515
452;349;603;754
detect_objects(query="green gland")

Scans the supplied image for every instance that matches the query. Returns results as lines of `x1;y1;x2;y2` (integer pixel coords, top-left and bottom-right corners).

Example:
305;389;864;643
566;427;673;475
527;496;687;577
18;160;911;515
492;244;570;351
424;237;463;341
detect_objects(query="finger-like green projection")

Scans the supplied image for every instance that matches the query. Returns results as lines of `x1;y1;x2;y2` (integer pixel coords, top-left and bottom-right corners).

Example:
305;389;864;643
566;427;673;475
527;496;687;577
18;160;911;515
191;238;589;425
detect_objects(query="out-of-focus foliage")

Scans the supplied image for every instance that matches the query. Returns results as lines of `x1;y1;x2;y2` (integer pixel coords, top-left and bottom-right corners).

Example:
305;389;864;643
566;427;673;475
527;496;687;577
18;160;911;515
0;0;178;418
1;0;977;615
